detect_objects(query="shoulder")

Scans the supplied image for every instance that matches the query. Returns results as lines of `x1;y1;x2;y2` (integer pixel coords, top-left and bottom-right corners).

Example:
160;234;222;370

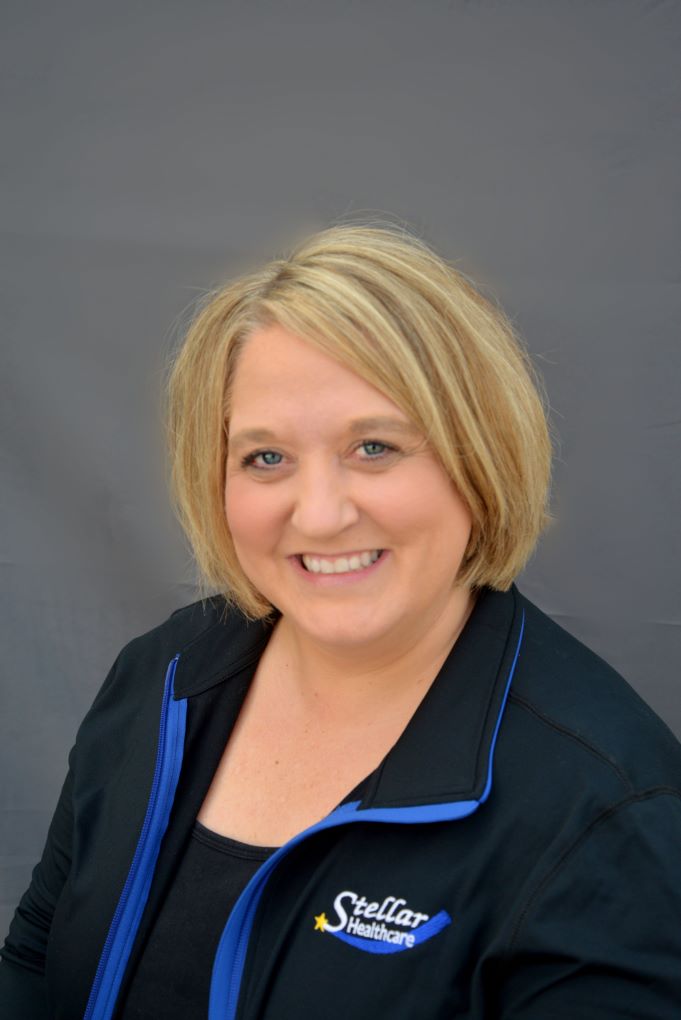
505;588;681;797
120;594;229;664
72;596;238;755
489;593;681;1008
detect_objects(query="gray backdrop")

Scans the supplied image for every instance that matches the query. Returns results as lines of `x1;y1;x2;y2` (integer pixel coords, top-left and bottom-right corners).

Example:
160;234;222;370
2;1;679;940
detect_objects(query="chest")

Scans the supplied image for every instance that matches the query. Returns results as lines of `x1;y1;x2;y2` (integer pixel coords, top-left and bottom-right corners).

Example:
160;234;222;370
197;623;439;845
197;684;406;845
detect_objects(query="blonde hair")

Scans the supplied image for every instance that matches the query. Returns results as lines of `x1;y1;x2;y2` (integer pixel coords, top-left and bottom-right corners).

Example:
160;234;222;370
167;222;553;618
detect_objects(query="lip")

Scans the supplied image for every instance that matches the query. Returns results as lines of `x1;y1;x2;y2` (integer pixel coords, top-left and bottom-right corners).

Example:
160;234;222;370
288;549;388;586
295;549;382;558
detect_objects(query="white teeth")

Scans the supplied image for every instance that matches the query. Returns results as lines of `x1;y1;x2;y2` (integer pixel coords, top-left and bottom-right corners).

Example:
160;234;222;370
301;550;382;574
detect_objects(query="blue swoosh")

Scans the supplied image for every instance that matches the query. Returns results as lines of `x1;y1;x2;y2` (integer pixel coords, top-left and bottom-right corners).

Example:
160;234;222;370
327;909;452;954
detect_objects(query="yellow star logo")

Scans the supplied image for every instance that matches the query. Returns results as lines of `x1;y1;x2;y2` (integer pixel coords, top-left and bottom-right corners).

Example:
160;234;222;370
314;912;328;932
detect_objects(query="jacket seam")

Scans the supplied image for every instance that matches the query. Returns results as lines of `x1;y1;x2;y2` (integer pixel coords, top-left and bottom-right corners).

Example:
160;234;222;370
508;691;634;792
507;787;681;951
174;614;223;654
177;645;269;699
170;595;219;618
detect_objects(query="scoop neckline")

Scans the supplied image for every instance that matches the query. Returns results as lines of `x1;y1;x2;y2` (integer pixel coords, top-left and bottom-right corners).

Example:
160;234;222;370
192;767;374;856
192;819;279;857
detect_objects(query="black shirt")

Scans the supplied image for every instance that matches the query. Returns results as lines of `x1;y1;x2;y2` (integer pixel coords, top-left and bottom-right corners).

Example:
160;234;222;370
119;823;276;1018
120;776;370;1018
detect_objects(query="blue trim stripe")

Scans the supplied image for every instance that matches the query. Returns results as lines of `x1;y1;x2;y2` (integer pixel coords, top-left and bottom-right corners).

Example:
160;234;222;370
83;655;187;1020
334;798;480;823
480;608;524;803
328;909;452;954
209;608;526;1020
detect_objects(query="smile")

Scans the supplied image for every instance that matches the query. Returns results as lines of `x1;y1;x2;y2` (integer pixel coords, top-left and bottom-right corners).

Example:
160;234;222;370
299;550;383;574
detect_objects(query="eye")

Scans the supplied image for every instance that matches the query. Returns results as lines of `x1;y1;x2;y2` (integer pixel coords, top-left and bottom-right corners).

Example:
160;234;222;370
240;449;284;470
356;440;398;460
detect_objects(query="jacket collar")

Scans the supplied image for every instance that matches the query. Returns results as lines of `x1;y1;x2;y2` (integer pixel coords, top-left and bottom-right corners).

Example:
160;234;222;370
171;584;524;809
363;584;523;808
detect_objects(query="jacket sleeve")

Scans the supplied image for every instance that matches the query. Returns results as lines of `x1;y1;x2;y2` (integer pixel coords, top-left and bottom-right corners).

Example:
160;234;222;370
0;766;73;1019
0;654;122;1019
497;790;681;1019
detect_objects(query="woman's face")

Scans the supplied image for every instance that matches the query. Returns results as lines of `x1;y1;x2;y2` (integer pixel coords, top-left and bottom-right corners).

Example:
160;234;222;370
225;324;473;652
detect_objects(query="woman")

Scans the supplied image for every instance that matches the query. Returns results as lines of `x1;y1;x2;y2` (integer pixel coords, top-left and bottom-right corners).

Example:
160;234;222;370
2;224;680;1019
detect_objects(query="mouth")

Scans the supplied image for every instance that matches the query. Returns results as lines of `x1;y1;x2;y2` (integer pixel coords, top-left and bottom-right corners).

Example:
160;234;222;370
296;549;385;575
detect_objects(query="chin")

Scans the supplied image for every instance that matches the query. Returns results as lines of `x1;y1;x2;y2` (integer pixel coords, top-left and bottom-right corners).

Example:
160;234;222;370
295;606;398;649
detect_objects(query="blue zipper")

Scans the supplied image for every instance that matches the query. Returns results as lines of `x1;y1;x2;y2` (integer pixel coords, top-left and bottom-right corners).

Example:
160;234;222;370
83;654;187;1020
209;608;525;1020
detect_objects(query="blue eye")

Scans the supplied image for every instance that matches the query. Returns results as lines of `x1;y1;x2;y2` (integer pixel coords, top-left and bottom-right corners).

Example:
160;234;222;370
241;450;283;469
358;441;396;459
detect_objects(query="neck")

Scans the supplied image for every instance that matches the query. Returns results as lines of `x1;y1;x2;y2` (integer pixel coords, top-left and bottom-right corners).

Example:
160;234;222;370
267;585;477;721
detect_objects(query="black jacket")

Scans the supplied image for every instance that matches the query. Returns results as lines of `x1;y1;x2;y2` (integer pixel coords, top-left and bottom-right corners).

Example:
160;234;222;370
2;584;681;1019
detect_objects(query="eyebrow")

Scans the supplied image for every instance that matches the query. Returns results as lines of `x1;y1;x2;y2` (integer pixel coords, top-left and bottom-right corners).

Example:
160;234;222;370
227;416;422;450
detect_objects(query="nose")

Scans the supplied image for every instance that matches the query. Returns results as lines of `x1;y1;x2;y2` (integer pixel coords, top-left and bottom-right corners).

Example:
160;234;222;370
289;460;360;538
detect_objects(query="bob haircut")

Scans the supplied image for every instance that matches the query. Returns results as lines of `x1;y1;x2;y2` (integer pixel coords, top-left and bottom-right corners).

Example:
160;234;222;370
167;222;553;619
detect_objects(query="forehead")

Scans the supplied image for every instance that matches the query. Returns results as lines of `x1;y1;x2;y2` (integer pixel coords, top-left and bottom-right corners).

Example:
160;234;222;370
229;324;410;427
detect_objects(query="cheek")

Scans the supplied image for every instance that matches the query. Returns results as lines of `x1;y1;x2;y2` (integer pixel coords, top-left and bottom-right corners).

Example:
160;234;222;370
436;487;473;551
224;477;272;550
382;469;471;542
440;485;473;536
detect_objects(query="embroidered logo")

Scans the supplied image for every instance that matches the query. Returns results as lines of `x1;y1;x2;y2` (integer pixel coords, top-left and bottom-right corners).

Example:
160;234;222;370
314;889;451;954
